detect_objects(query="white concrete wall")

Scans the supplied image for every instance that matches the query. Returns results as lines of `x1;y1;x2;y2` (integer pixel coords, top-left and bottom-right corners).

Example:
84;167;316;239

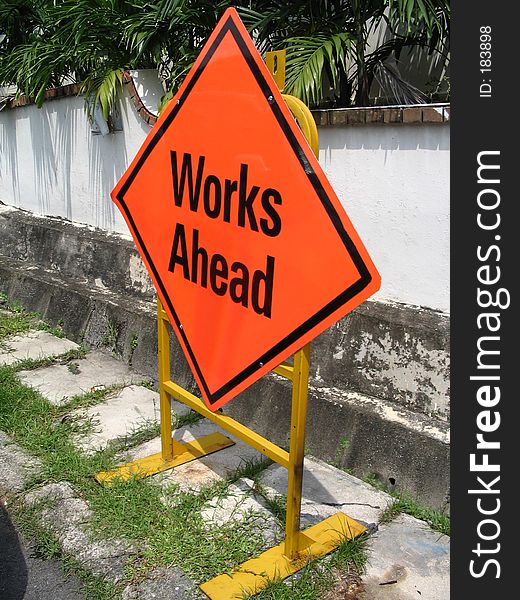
0;94;449;313
0;94;147;234
319;123;449;312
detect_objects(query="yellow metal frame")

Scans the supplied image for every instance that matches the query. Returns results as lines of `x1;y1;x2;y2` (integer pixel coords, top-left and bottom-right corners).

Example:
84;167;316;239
97;52;367;598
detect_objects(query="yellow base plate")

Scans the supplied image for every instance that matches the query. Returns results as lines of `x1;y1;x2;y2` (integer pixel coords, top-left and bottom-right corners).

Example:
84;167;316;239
95;432;235;484
200;512;366;599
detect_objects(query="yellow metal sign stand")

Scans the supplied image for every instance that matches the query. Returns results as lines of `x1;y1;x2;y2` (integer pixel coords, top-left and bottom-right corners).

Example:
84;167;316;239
97;50;367;598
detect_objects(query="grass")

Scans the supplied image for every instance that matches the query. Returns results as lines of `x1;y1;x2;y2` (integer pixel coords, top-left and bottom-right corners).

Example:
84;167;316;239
0;303;283;588
0;303;389;598
331;436;351;470
129;334;139;366
227;458;288;528
231;456;273;483
1;350;367;598
0;301;40;340
102;320;119;348
174;408;203;429
0;295;65;341
363;473;450;536
258;488;287;528
87;476;268;583
0;365;122;487
379;496;450;536
7;346;89;374
64;382;125;410
0;359;270;584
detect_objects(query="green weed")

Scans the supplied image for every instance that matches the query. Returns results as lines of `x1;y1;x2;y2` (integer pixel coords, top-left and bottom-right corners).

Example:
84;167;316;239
102;320;119;348
379;496;450;536
0;306;40;339
363;473;450;536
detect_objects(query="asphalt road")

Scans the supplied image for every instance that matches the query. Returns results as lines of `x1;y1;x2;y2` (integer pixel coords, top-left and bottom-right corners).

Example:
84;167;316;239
0;500;86;600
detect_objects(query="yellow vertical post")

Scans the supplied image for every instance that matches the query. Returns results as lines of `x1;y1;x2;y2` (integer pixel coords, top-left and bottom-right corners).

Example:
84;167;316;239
265;50;286;92
284;342;311;559
157;297;173;461
265;54;317;561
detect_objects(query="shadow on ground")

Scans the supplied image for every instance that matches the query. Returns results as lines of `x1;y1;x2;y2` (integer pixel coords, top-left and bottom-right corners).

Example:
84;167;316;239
0;499;28;600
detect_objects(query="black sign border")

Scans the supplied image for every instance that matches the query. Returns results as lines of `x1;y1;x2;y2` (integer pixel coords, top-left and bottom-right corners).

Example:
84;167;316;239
117;15;372;405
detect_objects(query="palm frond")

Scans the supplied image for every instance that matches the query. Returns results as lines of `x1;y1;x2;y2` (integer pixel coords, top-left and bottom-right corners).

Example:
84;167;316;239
80;67;123;121
372;60;426;104
284;32;354;107
0;1;451;111
385;0;450;44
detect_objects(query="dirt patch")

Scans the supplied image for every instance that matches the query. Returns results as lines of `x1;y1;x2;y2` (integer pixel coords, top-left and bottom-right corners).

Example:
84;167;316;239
324;566;365;600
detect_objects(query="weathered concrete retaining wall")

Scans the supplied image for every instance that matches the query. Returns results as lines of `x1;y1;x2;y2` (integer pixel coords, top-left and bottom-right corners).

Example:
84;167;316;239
0;85;449;312
0;205;449;508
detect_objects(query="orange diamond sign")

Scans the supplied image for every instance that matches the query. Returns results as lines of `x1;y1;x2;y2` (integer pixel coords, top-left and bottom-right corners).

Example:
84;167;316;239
111;8;381;411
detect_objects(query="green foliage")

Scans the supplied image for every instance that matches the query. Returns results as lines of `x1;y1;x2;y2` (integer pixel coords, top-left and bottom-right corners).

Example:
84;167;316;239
67;361;80;374
333;534;367;572
83;67;124;122
261;491;287;527
244;535;367;599
1;0;450;111
363;472;450;536
102;319;118;348
0;353;268;586
130;334;138;351
380;495;450;536
246;0;450;107
11;345;89;373
0;361;266;582
0;298;66;342
230;456;272;483
0;365;119;485
387;0;450;45
0;306;39;339
284;32;353;106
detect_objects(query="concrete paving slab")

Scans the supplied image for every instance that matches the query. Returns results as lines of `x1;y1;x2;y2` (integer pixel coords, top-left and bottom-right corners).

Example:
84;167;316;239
24;482;137;584
259;456;393;528
201;478;283;546
0;432;42;494
17;350;143;405
0;330;79;366
359;513;450;600
72;384;192;453
72;385;150;452
127;420;264;493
